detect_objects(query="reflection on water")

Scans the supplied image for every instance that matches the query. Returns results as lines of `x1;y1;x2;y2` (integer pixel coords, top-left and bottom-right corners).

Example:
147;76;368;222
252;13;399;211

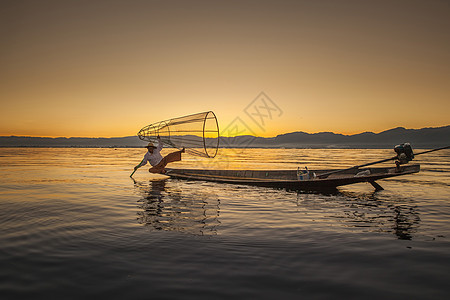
296;190;420;240
133;176;421;240
133;179;221;236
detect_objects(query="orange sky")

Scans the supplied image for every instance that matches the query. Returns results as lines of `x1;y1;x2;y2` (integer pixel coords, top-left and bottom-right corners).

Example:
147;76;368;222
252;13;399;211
1;0;449;138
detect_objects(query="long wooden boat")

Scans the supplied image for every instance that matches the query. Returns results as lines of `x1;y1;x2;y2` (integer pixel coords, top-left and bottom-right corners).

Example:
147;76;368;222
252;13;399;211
165;164;420;191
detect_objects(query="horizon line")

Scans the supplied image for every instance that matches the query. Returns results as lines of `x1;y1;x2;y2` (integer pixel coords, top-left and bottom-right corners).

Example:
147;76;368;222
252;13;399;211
1;125;448;139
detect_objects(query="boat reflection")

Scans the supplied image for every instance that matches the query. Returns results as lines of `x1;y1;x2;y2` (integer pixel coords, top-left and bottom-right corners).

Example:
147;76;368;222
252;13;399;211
133;178;420;240
133;179;221;236
296;190;420;240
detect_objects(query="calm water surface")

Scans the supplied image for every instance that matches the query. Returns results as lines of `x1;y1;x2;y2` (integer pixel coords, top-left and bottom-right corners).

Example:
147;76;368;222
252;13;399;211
0;148;449;299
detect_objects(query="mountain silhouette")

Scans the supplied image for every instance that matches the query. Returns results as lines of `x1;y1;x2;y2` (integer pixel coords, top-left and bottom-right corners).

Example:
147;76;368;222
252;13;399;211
1;126;448;148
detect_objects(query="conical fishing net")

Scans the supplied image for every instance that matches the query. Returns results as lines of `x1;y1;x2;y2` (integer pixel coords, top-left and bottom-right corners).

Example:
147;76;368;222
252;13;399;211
137;111;219;158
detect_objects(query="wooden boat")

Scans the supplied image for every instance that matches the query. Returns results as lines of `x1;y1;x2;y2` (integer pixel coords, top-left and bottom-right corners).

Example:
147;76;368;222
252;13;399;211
165;164;420;191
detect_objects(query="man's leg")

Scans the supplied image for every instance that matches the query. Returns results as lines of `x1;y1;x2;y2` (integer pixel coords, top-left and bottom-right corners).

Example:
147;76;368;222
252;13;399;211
149;150;183;174
163;150;182;164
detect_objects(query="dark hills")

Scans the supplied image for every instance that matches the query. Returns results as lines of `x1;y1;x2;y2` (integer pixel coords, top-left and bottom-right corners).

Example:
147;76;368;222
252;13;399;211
1;126;448;149
217;126;449;148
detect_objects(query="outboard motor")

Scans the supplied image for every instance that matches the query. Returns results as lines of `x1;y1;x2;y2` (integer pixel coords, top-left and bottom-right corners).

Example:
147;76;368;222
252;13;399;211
394;143;414;165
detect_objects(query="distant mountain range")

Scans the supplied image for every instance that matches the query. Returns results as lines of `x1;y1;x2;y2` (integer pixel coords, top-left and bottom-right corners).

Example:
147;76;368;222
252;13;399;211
1;126;449;149
220;126;450;149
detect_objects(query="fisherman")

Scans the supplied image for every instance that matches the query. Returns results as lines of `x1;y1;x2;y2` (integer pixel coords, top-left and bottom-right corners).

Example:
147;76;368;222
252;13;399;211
134;135;184;174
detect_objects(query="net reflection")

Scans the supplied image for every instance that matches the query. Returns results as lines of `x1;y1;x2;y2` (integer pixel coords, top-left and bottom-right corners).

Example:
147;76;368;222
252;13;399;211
296;191;421;240
133;179;221;236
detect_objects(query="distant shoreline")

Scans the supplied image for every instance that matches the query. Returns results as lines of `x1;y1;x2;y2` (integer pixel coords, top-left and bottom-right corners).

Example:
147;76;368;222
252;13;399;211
1;125;448;149
0;145;444;150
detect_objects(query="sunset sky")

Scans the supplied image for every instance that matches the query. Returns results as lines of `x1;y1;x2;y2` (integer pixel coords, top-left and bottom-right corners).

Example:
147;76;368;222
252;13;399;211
1;0;449;138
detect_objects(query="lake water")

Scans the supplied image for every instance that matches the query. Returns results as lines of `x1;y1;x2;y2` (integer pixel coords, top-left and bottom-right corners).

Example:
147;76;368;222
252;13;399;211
0;147;449;299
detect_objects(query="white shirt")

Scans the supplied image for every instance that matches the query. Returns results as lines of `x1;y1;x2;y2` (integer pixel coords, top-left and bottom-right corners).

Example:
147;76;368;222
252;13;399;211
138;139;163;167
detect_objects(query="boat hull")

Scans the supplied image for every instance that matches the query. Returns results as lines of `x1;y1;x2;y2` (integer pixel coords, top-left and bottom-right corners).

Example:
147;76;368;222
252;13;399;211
165;164;420;191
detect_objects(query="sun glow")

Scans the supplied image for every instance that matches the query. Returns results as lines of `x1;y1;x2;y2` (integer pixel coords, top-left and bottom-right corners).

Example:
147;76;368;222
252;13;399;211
1;1;449;138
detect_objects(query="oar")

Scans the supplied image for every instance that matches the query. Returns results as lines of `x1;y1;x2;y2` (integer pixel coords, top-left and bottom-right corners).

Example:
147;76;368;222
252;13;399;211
130;158;145;177
317;156;396;179
318;145;449;179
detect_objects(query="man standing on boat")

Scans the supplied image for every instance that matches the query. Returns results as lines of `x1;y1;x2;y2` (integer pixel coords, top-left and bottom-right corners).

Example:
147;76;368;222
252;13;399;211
134;135;184;174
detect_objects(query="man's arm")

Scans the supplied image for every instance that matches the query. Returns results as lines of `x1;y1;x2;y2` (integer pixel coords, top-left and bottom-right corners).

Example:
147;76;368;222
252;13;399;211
134;154;148;170
156;135;163;151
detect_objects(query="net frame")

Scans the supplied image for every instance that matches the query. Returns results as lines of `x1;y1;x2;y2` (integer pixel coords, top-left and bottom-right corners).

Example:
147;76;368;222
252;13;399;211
137;111;220;158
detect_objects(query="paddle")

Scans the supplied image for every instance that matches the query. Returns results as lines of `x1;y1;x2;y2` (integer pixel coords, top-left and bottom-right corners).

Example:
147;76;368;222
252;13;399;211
130;158;145;177
317;145;449;179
